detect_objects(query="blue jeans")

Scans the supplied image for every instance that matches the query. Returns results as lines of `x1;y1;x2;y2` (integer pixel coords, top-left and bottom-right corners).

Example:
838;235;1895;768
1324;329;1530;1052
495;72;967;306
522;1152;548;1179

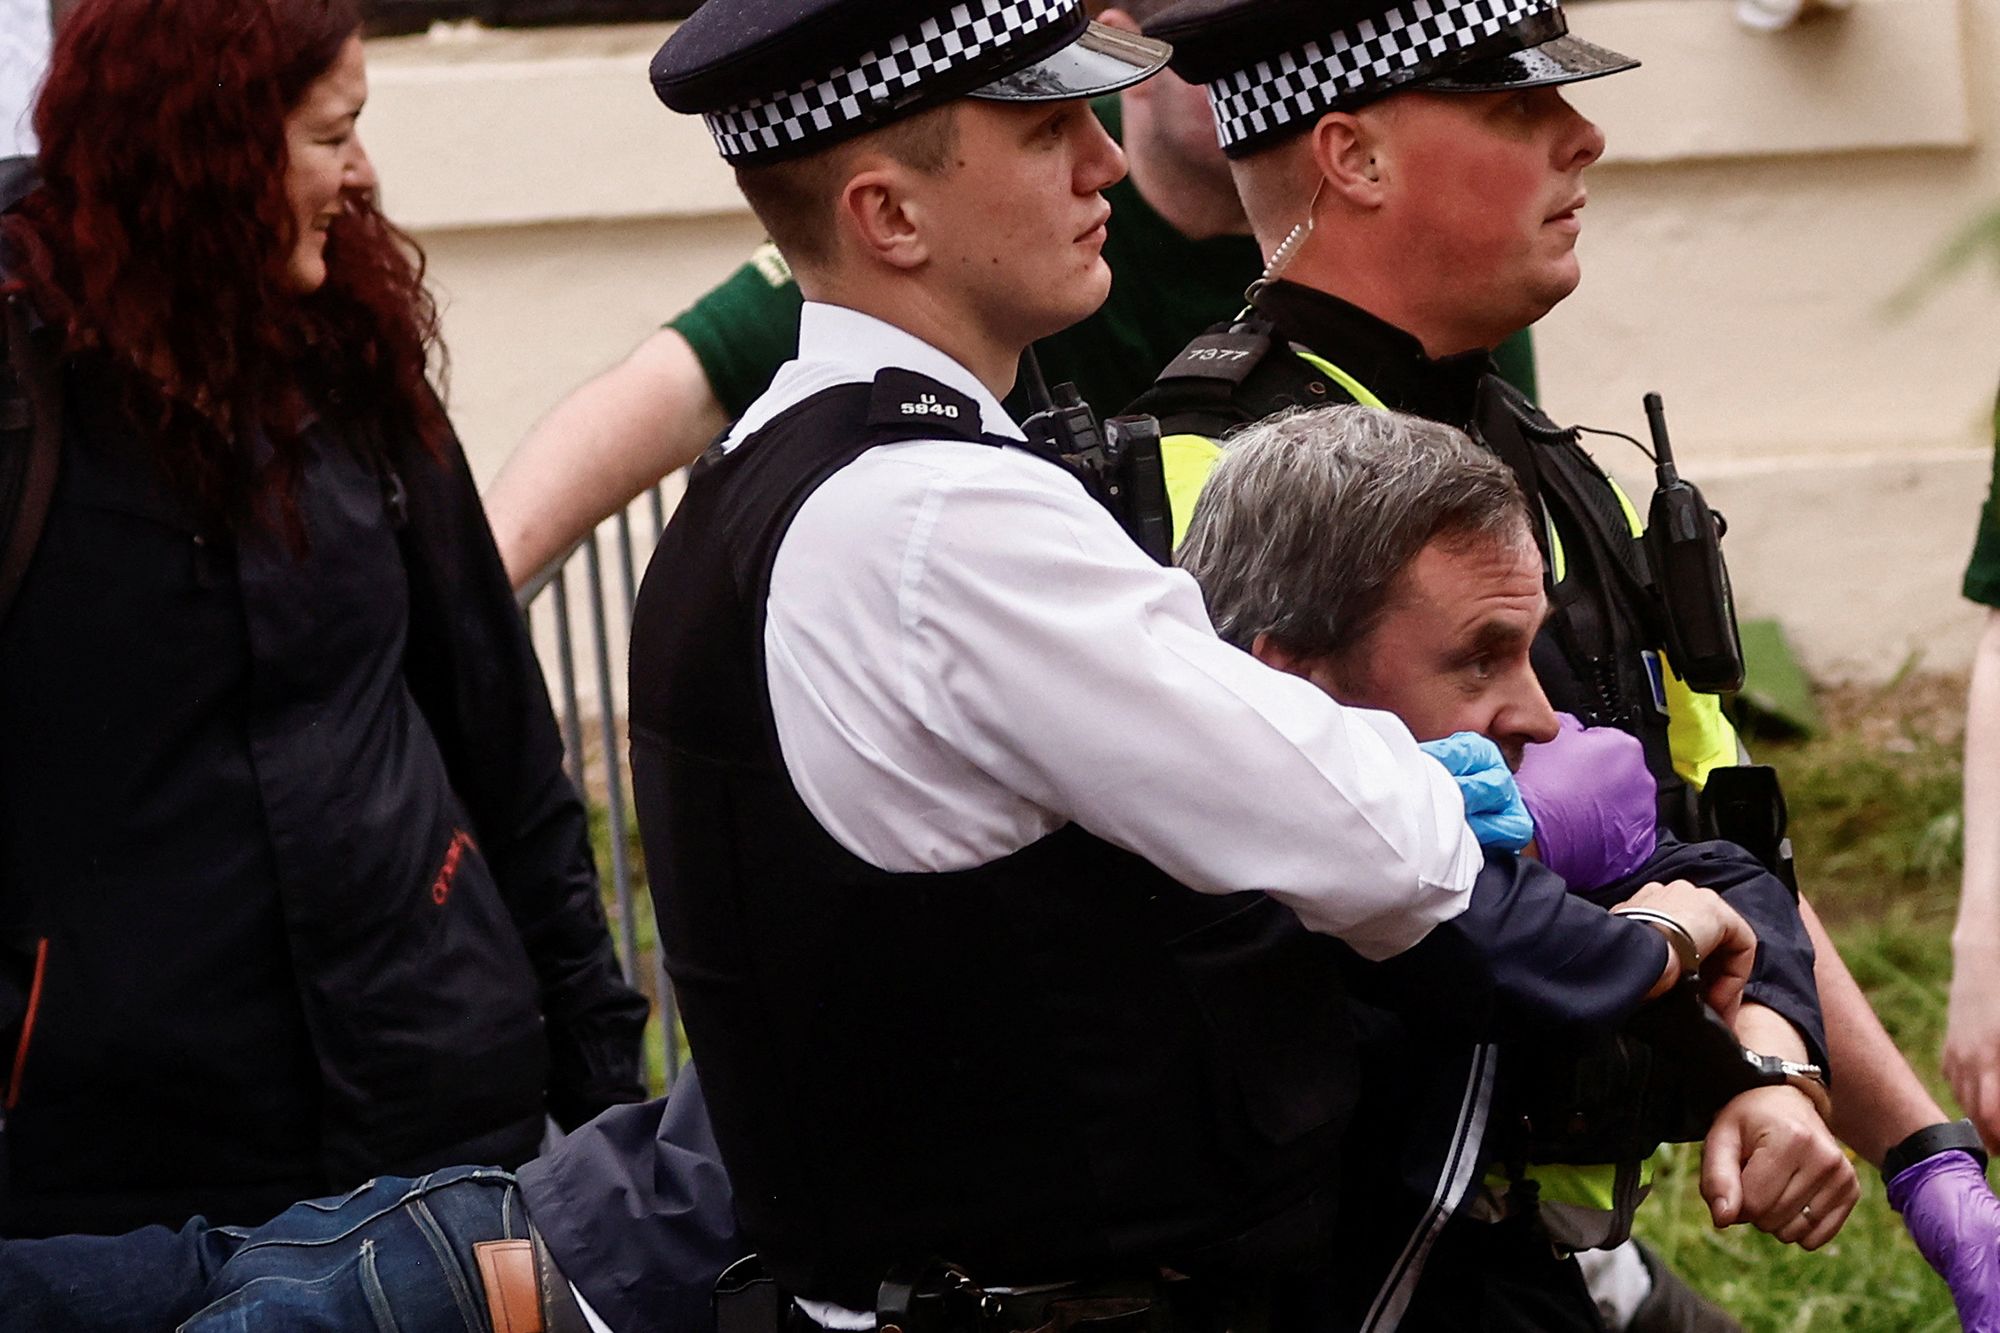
0;1166;523;1333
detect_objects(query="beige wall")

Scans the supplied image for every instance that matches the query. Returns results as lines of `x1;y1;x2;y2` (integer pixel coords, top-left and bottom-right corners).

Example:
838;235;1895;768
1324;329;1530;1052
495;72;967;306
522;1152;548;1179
369;0;2000;688
1550;0;1999;682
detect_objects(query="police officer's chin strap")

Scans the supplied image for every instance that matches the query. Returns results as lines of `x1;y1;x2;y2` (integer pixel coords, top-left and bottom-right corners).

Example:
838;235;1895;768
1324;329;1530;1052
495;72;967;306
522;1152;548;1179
1243;177;1326;309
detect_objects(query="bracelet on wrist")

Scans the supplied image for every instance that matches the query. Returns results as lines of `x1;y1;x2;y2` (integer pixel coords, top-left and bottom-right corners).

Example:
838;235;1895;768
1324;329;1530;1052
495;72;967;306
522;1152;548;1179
1882;1119;1989;1179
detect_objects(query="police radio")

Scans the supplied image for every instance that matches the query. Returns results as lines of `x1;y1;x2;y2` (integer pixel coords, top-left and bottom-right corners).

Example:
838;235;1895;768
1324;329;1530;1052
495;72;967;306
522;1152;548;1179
1018;349;1174;564
1642;392;1745;695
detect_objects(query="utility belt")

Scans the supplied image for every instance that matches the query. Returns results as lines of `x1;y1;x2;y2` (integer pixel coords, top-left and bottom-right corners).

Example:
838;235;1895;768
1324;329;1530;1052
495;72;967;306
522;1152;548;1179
717;1258;1254;1333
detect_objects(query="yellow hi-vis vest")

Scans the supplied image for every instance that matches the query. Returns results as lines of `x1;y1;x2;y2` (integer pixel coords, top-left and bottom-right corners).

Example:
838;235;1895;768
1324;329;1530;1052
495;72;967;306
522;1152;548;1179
1158;348;1740;794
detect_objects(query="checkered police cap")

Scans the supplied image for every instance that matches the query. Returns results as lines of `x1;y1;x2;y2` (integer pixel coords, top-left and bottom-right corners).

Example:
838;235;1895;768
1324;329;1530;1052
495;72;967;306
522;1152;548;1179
654;0;1169;166
1211;0;1555;152
708;0;1072;161
1146;0;1636;158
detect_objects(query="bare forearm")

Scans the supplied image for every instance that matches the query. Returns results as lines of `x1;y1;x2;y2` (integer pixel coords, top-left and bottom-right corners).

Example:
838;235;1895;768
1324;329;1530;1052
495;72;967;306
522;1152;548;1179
1955;612;2000;953
1735;999;1809;1063
1803;896;1946;1165
487;329;730;589
1945;609;2000;1147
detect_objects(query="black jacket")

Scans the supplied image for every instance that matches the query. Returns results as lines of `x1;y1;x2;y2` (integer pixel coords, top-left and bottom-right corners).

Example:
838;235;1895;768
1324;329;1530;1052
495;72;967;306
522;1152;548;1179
0;347;647;1237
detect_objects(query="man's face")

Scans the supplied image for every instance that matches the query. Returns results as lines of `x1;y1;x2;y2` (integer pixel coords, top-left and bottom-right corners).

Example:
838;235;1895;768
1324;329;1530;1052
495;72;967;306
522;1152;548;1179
912;98;1127;349
1327;523;1561;767
1366;87;1606;350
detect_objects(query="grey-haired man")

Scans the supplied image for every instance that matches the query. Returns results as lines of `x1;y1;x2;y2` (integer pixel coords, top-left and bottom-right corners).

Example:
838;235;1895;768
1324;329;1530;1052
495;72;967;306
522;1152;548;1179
1179;404;1850;1330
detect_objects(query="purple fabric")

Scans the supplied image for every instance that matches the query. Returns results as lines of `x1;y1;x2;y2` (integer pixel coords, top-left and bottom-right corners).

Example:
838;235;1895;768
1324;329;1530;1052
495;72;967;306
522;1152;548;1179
1514;713;1658;890
1887;1150;2000;1330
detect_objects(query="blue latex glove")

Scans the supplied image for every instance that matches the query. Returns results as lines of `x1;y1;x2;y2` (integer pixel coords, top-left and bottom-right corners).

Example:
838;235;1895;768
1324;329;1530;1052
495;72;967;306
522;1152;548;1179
1887;1150;2000;1331
1421;731;1532;850
1513;713;1659;890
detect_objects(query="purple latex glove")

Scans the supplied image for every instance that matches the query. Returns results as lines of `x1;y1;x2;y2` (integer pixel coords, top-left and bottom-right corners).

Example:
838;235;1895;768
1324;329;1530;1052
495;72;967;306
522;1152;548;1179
1513;713;1658;890
1888;1150;2000;1331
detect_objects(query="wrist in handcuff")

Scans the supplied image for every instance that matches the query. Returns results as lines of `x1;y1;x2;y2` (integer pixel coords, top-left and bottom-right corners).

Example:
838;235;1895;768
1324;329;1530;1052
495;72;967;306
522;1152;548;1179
1612;905;1701;980
1739;1050;1832;1123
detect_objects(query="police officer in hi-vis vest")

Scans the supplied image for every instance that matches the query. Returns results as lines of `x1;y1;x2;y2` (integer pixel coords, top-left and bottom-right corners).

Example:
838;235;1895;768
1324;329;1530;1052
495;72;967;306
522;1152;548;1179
1128;0;2000;1324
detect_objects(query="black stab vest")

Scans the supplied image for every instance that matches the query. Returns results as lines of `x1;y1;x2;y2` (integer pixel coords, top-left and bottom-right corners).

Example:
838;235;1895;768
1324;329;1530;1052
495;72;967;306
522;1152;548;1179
627;370;1357;1309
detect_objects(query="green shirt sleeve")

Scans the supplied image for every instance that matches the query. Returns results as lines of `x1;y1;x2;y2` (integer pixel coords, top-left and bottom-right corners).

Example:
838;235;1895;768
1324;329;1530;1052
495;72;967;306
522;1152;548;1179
1966;400;2000;607
667;242;807;420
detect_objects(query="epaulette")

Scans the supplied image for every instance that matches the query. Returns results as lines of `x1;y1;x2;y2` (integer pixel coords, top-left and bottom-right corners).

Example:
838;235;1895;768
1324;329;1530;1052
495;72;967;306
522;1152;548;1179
865;367;984;441
1153;319;1280;388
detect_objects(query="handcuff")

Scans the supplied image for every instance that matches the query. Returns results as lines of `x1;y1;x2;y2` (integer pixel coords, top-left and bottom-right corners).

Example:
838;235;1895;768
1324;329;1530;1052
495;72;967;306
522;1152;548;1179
1614;905;1834;1123
1612;905;1701;977
1741;1050;1832;1123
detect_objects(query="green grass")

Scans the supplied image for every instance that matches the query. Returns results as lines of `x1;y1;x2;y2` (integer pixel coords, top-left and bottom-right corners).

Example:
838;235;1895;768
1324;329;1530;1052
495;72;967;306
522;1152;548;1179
1637;679;1971;1330
585;676;1979;1328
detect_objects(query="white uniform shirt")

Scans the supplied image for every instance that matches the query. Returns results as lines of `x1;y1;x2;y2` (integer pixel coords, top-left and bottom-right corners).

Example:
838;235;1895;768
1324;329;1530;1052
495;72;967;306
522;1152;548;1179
731;302;1484;961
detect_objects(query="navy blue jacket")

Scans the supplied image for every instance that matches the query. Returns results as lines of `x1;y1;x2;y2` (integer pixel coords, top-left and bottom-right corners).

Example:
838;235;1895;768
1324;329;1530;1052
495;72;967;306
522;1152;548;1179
1322;832;1819;1329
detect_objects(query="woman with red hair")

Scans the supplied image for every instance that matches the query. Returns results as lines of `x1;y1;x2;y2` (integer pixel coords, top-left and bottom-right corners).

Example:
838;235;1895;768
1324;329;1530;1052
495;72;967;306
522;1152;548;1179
0;0;647;1239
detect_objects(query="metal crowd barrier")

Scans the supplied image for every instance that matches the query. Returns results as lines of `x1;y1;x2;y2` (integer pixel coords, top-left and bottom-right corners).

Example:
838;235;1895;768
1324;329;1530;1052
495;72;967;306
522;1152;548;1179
518;482;681;1088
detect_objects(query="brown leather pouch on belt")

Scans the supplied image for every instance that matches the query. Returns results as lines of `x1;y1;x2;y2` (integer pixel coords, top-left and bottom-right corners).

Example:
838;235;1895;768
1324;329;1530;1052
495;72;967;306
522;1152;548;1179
474;1238;546;1333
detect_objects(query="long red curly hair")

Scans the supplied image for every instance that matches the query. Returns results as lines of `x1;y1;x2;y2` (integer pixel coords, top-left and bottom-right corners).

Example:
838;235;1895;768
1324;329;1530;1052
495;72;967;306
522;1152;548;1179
1;0;449;541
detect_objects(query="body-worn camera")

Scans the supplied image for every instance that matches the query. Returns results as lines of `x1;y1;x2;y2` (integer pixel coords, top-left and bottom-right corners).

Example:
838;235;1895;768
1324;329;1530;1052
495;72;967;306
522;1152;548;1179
1019;352;1174;564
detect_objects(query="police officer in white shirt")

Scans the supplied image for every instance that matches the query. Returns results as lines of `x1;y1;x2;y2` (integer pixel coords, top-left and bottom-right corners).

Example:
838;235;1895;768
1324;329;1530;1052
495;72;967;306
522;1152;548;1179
631;3;1758;1327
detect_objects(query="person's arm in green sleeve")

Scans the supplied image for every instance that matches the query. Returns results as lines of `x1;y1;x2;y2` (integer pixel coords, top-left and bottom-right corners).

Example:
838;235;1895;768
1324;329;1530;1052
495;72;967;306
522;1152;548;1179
486;245;806;589
487;329;727;588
